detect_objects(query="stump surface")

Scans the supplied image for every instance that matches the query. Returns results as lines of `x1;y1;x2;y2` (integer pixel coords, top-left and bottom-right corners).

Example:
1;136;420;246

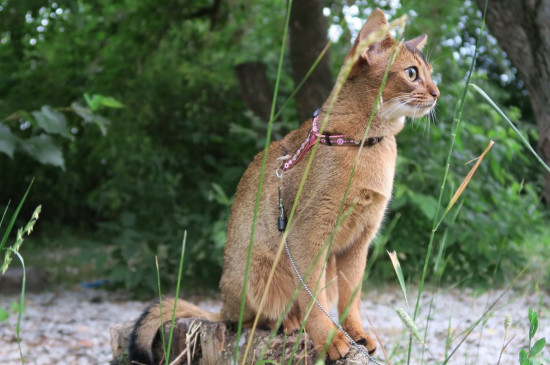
110;318;374;364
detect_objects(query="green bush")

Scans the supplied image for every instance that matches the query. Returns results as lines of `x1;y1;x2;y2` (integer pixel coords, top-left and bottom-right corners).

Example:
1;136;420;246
0;0;547;295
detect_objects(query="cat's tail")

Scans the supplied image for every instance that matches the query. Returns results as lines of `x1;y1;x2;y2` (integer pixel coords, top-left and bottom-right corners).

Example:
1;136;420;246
128;298;222;365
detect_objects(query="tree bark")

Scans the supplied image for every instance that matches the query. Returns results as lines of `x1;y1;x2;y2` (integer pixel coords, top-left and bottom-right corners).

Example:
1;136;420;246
235;62;275;122
474;0;550;203
289;0;333;121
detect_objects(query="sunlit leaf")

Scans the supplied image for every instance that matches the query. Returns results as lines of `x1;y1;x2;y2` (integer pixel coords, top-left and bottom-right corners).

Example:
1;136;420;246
84;93;123;111
97;95;124;109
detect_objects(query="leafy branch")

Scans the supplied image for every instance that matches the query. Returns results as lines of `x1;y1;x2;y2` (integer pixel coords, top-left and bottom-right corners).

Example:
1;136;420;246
0;94;122;169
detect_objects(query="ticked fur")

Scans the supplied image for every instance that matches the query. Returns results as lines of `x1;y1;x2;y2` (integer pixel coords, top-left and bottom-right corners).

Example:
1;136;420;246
129;9;439;363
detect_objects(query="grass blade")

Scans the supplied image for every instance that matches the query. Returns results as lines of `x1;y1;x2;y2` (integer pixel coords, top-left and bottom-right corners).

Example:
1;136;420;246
0;200;10;230
154;257;168;364
388;251;408;308
436;140;494;229
154;232;187;365
446;140;494;210
166;231;187;364
469;83;550;173
237;1;294;362
0;180;34;254
10;249;26;364
243;16;408;365
407;2;488;362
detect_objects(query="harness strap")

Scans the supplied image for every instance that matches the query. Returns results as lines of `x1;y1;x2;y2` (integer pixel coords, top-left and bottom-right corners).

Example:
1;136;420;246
281;114;384;172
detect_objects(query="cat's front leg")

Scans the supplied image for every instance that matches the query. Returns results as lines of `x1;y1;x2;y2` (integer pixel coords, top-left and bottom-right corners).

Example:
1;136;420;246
336;239;377;355
287;236;351;360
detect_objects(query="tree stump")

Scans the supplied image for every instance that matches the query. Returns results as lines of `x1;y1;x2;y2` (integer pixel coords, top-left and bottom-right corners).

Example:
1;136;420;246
110;318;375;364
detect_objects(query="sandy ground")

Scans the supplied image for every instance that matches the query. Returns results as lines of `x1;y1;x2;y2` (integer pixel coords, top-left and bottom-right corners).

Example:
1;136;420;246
0;285;549;365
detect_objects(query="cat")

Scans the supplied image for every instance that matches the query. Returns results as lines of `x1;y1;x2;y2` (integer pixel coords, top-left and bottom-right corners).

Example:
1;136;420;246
128;9;439;363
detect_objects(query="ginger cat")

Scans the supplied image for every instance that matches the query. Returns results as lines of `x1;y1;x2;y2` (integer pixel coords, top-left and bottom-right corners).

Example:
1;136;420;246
129;9;439;363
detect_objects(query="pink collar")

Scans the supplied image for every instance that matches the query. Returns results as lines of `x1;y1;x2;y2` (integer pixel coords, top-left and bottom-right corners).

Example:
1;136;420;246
281;115;383;172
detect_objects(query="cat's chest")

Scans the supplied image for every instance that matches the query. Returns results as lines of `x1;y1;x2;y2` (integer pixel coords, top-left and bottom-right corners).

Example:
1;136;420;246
278;135;397;216
328;136;397;199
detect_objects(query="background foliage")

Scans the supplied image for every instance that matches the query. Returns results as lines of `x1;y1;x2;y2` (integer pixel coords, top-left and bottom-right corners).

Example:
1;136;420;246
1;0;547;296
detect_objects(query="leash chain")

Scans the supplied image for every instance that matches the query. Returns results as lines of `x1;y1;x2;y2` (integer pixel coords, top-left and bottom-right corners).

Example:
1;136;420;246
277;169;382;365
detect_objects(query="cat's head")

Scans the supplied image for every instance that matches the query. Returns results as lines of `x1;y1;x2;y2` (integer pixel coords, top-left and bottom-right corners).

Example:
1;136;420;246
345;9;439;121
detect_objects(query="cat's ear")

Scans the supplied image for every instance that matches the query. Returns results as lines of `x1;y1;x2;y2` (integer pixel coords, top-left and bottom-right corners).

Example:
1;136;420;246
346;9;394;76
406;34;427;50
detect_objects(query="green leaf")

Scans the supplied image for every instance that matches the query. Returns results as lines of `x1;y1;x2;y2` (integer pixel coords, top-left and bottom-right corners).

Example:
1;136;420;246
0;124;18;158
97;95;124;109
519;349;528;364
0;307;8;321
84;93;123;111
530;338;546;357
9;301;25;314
91;115;110;136
21;134;65;169
409;193;439;220
83;93;95;110
71;102;94;122
529;316;538;340
529;308;536;323
71;102;110;135
34;106;72;139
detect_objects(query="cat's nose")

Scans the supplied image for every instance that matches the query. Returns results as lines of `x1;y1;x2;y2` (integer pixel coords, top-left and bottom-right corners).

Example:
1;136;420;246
430;85;440;100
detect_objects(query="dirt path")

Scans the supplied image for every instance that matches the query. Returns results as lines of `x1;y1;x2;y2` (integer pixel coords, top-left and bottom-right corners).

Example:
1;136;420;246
0;285;548;364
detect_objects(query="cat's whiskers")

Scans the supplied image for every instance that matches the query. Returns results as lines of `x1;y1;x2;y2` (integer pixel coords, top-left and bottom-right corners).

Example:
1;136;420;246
379;94;413;120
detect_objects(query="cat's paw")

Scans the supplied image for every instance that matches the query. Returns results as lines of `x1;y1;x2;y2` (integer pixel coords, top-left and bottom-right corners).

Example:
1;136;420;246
355;333;377;355
282;315;301;334
342;325;377;355
325;332;350;360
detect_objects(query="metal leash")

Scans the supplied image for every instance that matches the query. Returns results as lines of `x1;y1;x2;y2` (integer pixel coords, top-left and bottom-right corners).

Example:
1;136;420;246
276;169;382;365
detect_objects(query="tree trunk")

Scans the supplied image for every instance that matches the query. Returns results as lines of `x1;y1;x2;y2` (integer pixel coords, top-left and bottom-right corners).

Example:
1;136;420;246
475;0;550;203
235;62;275;123
289;0;333;121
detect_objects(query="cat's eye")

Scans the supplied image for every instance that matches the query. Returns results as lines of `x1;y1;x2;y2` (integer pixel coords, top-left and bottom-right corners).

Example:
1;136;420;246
405;67;418;81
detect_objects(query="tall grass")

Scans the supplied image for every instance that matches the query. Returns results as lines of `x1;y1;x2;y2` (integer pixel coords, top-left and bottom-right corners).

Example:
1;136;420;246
232;2;538;363
0;181;40;364
405;0;488;362
149;2;548;364
238;10;408;363
234;0;294;361
156;232;187;365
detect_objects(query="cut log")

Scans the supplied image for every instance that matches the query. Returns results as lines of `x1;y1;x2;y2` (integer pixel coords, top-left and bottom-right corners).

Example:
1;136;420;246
110;318;376;364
